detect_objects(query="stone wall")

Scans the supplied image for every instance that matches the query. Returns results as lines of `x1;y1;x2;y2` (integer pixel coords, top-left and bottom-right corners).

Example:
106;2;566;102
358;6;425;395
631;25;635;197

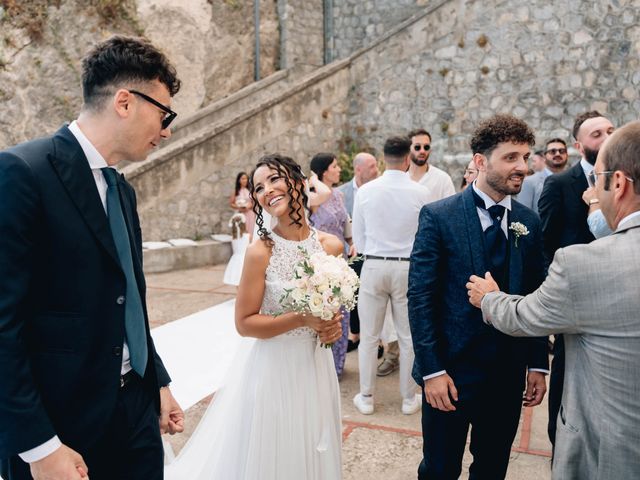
330;0;427;61
127;0;640;240
125;63;351;240
344;0;640;187
277;0;325;69
0;0;279;149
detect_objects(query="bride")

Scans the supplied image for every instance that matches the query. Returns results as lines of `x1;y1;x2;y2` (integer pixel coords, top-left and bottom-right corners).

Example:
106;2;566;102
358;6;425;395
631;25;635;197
165;153;345;479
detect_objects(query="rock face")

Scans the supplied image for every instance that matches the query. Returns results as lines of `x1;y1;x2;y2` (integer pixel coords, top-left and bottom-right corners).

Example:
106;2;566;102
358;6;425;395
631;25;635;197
0;0;279;149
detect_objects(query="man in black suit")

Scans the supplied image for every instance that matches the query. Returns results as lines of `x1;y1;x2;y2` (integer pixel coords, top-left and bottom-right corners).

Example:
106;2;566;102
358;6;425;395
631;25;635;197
538;111;615;450
0;36;184;480
408;114;548;479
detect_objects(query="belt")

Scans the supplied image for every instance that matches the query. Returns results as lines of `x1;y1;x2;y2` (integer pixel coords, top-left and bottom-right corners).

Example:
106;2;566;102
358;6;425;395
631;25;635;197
363;254;410;262
120;370;139;389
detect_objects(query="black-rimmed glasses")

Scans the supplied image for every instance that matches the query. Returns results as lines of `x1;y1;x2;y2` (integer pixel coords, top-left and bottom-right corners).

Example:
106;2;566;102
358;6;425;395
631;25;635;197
129;90;177;130
413;144;431;152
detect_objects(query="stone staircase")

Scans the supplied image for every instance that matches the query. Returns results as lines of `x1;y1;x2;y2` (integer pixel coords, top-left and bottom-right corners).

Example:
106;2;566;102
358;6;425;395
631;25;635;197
120;0;486;245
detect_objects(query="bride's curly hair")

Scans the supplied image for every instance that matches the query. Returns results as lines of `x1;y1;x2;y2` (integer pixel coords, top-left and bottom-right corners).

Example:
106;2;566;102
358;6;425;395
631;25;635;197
249;153;310;245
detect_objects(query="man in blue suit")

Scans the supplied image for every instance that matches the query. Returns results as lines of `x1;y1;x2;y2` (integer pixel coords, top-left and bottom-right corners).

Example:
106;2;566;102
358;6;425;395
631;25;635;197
408;114;549;479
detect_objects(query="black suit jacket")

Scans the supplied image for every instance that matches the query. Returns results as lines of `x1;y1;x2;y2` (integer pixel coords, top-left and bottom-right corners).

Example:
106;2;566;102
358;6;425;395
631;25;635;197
0;126;170;460
407;187;548;397
538;161;595;265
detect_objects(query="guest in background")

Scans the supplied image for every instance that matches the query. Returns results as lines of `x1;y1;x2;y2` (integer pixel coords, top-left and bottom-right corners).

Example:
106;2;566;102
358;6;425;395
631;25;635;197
230;172;255;240
517;138;569;213
460;160;478;191
530;149;546;173
310;153;353;378
378;129;457;378
352;136;434;416
337;152;380;352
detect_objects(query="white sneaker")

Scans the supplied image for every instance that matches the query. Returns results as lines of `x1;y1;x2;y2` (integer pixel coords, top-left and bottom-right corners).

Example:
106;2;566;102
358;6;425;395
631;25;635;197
401;394;422;415
353;393;374;415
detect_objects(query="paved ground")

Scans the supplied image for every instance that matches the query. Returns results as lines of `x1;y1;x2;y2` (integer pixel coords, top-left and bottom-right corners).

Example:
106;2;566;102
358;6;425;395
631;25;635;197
147;264;552;479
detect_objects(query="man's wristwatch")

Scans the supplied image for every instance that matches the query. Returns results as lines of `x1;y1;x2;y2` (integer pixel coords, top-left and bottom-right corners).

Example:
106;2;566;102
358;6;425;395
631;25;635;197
588;198;599;205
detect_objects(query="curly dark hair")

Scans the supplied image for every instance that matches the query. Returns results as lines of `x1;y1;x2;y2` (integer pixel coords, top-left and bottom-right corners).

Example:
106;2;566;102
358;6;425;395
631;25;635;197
81;35;181;110
249;154;310;245
470;114;535;156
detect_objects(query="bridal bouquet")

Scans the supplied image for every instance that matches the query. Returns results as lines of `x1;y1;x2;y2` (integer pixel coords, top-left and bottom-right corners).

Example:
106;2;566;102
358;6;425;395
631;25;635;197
280;247;360;343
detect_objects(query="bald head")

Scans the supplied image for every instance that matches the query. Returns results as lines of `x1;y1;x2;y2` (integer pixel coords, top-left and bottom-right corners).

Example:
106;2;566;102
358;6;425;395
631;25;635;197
353;152;379;186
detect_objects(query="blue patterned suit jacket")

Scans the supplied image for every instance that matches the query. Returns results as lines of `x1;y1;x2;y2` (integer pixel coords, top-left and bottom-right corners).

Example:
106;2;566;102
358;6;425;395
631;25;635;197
407;186;548;395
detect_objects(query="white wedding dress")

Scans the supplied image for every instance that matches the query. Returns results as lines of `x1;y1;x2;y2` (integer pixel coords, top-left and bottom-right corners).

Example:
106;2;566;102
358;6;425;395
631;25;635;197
165;229;342;480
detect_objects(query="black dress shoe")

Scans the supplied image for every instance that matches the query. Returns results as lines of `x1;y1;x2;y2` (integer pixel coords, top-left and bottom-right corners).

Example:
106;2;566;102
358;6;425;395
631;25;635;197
347;339;359;352
378;345;384;359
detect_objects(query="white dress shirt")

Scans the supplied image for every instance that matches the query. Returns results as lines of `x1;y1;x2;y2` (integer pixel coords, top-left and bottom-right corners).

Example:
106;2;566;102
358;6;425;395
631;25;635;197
409;164;456;200
20;121;132;463
352;170;435;257
580;157;593;180
618;210;640;230
424;181;549;381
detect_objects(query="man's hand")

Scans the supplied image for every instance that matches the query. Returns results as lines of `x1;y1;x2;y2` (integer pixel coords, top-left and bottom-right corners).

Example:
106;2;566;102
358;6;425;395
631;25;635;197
466;272;500;308
424;374;458;412
523;371;547;407
30;444;88;480
582;187;597;206
159;387;185;435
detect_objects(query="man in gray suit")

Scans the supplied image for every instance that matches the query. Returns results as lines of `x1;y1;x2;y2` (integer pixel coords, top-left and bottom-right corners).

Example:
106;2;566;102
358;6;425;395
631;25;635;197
466;120;640;479
337;152;379;217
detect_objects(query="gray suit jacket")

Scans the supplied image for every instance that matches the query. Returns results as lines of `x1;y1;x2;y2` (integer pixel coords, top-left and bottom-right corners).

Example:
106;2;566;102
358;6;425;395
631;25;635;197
515;169;550;213
481;215;640;479
337;180;355;217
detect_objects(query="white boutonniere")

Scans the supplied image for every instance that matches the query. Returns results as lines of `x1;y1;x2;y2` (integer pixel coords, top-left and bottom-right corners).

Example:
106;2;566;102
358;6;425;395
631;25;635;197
509;222;529;247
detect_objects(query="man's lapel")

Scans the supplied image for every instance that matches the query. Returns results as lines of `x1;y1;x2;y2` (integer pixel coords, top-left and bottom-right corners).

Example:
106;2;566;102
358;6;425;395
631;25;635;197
507;206;523;294
569;162;588;200
461;187;488;274
49;126;120;266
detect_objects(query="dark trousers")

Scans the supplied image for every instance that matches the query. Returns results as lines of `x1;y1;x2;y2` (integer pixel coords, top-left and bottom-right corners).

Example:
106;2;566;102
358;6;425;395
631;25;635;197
1;376;163;480
417;378;523;480
548;334;565;451
349;257;363;334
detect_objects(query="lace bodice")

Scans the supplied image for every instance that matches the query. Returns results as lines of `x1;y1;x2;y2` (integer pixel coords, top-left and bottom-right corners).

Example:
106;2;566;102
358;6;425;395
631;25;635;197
262;229;324;338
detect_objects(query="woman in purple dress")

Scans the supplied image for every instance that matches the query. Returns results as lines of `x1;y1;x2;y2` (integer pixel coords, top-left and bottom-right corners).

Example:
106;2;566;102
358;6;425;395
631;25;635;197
310;153;355;378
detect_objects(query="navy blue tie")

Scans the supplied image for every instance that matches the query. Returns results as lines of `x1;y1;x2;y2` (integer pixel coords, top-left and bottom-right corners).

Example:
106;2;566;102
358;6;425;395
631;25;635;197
102;168;148;376
472;189;507;279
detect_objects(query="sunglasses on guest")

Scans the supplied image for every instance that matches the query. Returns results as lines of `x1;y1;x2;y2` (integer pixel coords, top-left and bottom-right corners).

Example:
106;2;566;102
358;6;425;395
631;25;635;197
545;148;567;155
413;144;431;152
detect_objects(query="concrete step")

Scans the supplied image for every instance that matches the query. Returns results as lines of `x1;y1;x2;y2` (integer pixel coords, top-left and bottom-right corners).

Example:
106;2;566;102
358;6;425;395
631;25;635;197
143;239;231;274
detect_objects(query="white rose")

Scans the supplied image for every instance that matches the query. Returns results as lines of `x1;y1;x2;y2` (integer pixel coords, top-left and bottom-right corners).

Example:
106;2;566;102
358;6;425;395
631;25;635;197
309;292;325;316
